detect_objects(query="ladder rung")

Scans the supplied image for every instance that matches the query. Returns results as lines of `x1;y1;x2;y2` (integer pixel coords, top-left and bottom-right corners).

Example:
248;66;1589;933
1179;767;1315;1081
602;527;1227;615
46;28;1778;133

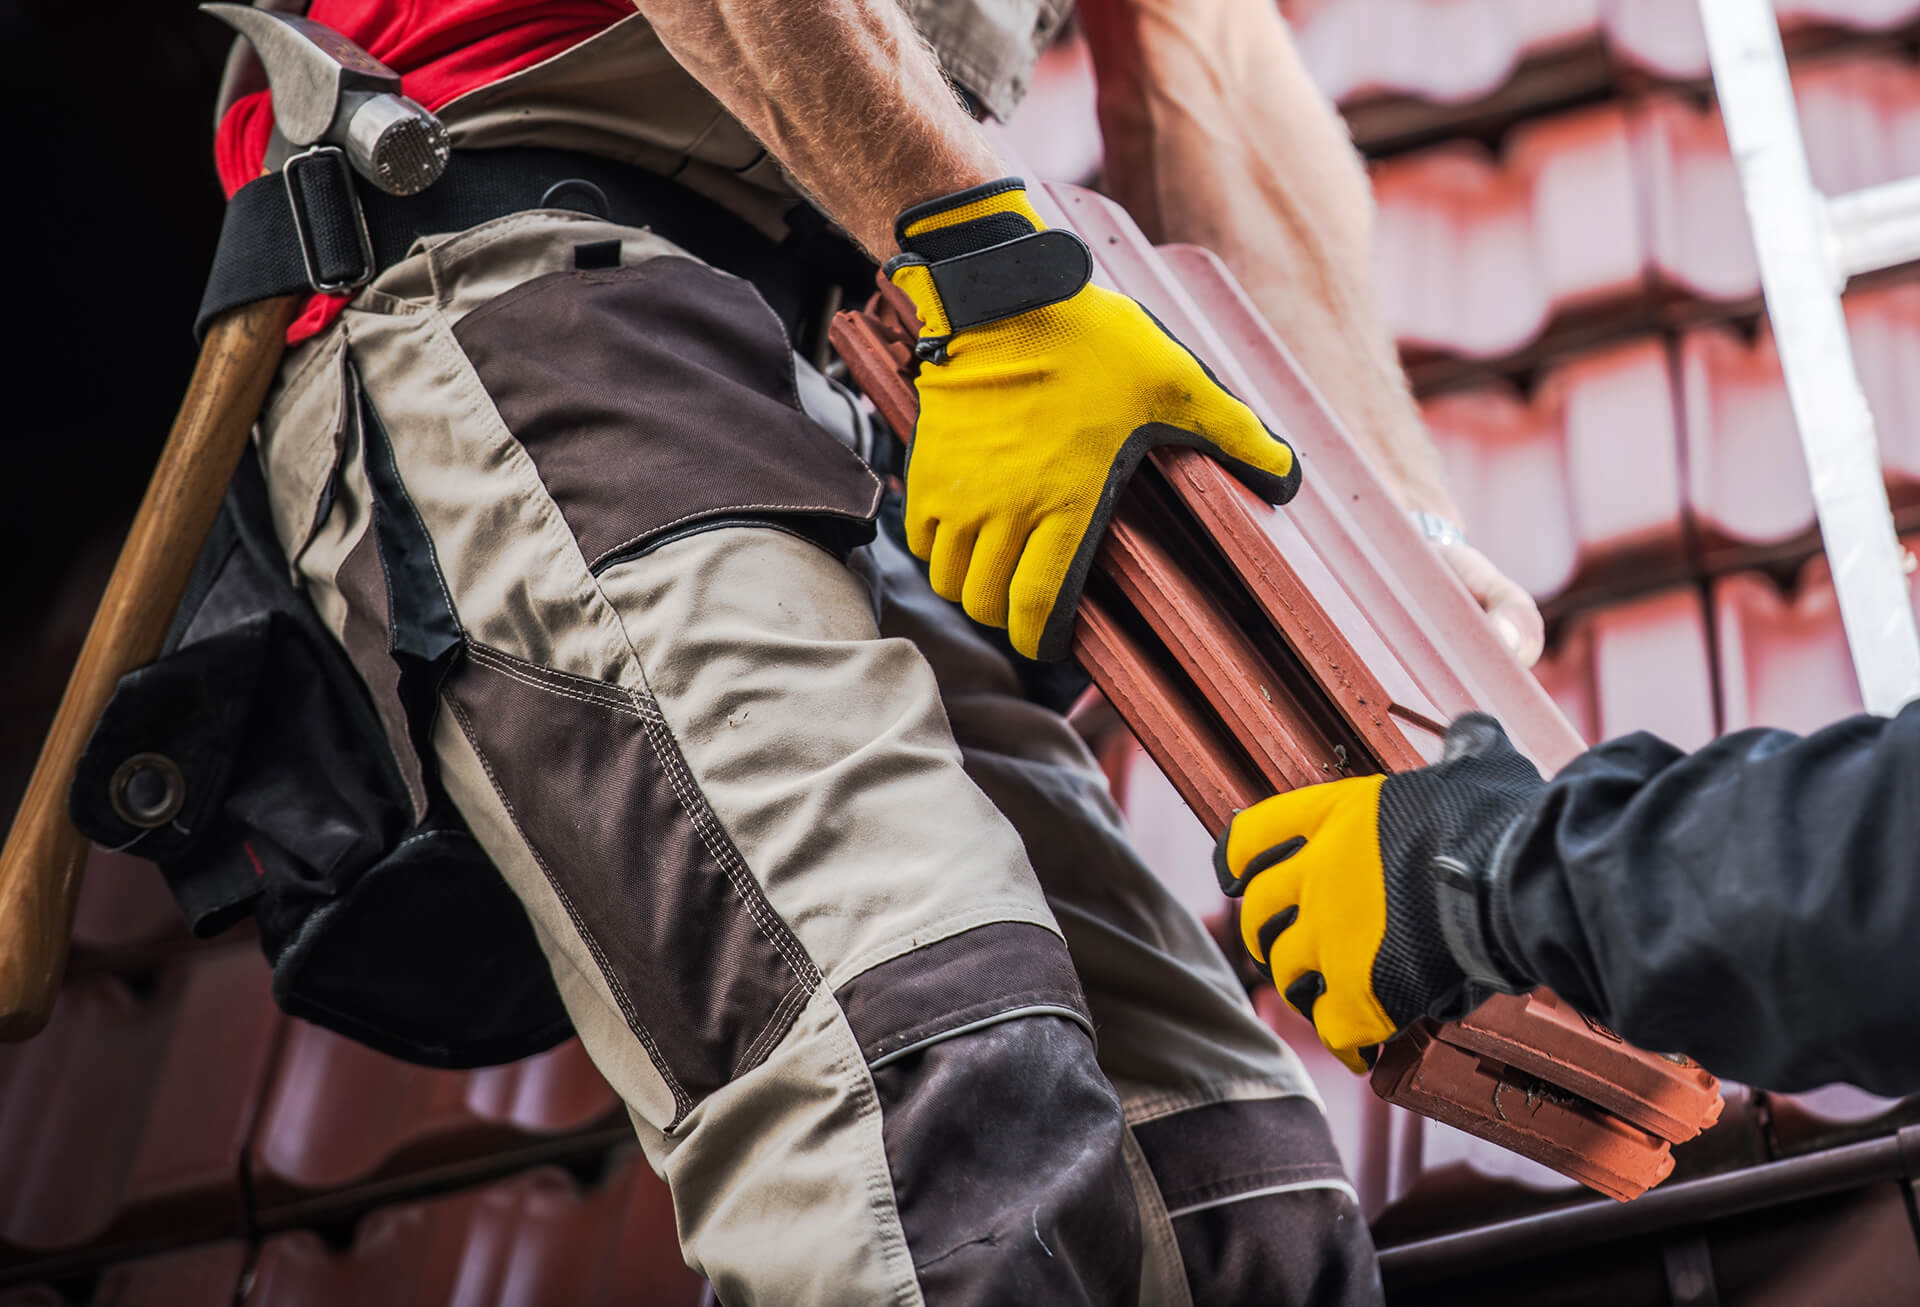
1827;175;1920;282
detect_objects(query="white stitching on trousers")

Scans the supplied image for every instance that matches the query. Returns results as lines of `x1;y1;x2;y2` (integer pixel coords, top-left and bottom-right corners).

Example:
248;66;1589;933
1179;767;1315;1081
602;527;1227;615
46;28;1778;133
1161;1178;1361;1223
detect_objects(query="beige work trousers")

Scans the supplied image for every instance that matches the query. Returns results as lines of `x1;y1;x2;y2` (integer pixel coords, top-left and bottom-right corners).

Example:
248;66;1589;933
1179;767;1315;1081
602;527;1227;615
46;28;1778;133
252;208;1378;1306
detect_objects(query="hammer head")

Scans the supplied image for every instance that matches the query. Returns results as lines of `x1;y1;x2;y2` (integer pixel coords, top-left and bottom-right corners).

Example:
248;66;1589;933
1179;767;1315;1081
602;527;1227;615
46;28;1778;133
202;3;448;195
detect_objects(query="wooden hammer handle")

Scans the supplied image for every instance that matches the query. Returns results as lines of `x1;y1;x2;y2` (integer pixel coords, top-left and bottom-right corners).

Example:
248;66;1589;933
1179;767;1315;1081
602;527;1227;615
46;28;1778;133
0;294;298;1040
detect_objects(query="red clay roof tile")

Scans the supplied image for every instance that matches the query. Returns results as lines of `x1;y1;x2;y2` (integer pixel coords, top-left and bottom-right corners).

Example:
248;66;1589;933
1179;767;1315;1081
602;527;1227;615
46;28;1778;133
1372;104;1643;360
248;1023;621;1208
1284;0;1603;111
1709;545;1920;731
244;1157;700;1307
0;947;276;1262
1374;56;1920;362
0;1241;247;1307
1683;283;1920;563
1534;588;1718;751
1425;336;1685;602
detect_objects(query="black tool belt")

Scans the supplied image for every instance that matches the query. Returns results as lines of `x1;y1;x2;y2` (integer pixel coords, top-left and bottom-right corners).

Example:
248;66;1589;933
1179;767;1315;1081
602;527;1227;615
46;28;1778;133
197;145;871;342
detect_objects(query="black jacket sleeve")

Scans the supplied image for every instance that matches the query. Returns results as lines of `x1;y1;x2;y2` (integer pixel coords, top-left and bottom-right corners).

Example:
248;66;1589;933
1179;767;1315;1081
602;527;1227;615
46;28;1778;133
1490;701;1920;1096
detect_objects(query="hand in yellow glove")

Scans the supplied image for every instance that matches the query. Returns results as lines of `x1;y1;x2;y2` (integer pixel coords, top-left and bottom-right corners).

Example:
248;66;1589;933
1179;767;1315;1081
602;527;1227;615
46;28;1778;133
887;179;1301;660
1214;715;1545;1072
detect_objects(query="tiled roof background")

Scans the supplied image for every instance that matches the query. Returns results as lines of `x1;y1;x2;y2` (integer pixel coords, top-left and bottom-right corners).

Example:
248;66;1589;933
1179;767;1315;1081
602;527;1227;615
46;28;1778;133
7;3;1920;1303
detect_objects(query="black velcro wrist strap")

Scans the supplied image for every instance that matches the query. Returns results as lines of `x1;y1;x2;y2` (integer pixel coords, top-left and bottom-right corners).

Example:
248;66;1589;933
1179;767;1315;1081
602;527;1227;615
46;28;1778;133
924;229;1093;332
893;177;1027;247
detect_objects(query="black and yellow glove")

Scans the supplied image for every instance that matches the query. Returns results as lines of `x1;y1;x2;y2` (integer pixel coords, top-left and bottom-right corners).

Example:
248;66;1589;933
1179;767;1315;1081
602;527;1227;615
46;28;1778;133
886;179;1301;660
1215;715;1545;1072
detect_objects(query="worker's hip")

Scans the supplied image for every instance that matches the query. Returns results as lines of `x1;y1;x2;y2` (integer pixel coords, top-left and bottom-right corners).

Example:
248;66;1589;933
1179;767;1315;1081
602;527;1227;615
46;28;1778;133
255;208;1081;1112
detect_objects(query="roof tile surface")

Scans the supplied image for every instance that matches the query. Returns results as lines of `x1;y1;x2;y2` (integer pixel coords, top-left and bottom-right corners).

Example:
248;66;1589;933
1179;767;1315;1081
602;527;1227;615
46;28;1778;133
244;1158;700;1307
249;1023;620;1206
0;947;276;1261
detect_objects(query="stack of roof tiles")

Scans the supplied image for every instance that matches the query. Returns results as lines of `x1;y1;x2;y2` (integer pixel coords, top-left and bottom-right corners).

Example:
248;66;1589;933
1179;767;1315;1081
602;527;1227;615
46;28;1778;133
11;5;1920;1304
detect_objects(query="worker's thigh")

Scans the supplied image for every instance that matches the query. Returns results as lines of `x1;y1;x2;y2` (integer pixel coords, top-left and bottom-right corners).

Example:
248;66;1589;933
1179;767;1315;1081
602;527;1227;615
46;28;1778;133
252;211;1137;1307
868;532;1380;1307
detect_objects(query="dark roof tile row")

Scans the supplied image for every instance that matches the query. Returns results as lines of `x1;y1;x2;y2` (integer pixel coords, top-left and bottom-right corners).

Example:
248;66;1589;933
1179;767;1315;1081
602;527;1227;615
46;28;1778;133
245;1156;700;1307
0;937;623;1268
0;1241;247;1307
0;947;275;1261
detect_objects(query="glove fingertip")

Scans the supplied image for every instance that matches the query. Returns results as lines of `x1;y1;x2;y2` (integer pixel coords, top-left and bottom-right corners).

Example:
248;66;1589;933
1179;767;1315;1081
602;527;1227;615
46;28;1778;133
1212;830;1245;897
903;514;938;564
1221;444;1303;507
1006;610;1044;661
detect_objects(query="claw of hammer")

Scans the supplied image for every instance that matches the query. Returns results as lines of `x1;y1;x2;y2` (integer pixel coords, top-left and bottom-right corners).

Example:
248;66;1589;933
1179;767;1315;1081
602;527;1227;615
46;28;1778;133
202;2;449;195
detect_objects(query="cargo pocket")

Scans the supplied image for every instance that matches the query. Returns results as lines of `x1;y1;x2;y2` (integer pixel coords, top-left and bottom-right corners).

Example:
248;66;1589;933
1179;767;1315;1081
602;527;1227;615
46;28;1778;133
71;445;571;1070
448;254;883;573
255;330;353;577
328;370;465;825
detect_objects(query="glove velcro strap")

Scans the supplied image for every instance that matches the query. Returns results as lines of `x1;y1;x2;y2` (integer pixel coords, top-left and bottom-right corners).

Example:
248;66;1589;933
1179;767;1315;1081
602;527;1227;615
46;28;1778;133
1431;852;1528;1002
897;229;1094;335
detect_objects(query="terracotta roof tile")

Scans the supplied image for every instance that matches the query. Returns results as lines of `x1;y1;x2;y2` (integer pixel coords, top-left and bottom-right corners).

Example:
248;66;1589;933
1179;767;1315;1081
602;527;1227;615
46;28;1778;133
69;850;187;973
1425;336;1685;601
1682;283;1920;563
244;1157;700;1307
1283;0;1920;131
1534;587;1719;751
0;1241;247;1307
1639;57;1920;304
1284;0;1601;111
1610;0;1920;82
1711;545;1920;731
248;1023;622;1210
1376;55;1920;363
0;947;277;1263
1372;103;1642;360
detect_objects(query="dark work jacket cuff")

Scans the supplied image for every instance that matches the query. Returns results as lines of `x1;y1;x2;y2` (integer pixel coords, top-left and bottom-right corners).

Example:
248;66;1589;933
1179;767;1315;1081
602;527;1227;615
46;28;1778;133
1479;802;1558;998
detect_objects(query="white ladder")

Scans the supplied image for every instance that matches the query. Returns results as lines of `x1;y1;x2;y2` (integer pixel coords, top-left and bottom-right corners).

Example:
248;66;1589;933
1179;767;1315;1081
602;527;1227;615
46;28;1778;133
1700;0;1920;716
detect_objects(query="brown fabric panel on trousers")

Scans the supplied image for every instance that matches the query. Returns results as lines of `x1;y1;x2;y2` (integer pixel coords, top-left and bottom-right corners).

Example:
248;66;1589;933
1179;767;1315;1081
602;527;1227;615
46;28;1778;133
451;258;882;571
1132;1094;1353;1214
445;641;817;1127
1133;1096;1379;1307
870;1016;1141;1307
833;921;1092;1065
332;524;430;822
1169;1188;1381;1307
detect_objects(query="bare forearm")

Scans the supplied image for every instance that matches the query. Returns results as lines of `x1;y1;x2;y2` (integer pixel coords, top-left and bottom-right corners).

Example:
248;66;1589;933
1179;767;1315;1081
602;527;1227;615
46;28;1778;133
634;0;1002;257
1079;0;1459;519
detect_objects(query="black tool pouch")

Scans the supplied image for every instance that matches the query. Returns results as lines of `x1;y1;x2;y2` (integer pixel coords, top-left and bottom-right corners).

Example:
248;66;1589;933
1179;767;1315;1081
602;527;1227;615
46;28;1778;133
69;445;570;1068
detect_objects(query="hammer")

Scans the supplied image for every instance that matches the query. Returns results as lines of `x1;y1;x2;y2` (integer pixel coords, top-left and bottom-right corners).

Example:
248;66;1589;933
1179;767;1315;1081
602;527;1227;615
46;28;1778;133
0;6;448;1039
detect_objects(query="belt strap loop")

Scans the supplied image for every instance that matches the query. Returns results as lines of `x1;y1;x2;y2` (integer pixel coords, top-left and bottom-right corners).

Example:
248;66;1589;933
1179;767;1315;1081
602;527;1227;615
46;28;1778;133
283;146;375;295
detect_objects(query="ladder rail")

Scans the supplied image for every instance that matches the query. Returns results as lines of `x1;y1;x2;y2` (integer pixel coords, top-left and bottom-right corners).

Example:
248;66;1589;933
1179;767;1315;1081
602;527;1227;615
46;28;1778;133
1700;0;1920;717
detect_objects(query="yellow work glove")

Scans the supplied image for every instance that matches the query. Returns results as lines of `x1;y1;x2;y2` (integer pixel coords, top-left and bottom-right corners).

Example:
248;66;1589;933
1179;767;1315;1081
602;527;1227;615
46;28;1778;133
887;179;1301;660
1215;715;1544;1072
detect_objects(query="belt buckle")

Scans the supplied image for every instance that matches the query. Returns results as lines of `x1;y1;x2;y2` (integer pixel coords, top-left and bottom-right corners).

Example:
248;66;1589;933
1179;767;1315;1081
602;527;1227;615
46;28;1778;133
283;145;376;295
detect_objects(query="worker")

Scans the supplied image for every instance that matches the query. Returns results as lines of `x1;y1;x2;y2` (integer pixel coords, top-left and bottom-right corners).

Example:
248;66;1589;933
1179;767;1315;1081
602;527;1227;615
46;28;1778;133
1218;708;1920;1097
197;0;1537;1301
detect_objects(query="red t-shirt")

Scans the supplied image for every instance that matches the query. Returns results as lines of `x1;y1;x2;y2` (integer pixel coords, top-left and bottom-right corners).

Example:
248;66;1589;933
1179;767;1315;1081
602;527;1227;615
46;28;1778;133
215;0;634;343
